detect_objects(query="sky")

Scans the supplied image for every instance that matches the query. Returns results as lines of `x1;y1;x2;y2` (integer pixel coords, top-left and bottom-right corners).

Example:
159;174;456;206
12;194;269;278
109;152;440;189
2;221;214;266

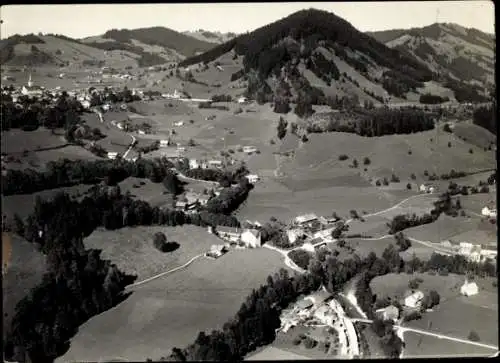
0;1;495;40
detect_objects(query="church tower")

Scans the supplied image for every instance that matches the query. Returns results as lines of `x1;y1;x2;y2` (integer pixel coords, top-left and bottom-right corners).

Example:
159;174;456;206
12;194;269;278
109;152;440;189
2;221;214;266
28;73;33;87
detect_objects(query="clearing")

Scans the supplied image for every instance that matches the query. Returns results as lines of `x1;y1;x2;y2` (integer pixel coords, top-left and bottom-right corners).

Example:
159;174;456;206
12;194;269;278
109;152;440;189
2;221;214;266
58;248;291;362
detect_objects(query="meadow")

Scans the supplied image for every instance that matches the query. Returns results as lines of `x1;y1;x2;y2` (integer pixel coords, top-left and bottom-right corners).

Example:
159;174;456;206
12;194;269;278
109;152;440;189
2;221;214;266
83;225;221;281
402;331;495;358
57;248;291;362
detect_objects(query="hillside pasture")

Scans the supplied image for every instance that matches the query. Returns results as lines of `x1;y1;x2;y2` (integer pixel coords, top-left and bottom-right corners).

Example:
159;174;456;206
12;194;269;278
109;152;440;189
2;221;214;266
83;225;220;281
285;130;495;187
342;236;397;258
1;128;67;154
405;296;498;347
57;248;290;362
370;272;466;302
405;214;494;244
452;122;496;149
3;233;47;338
403;331;495;358
117;177;172;207
2;184;94;219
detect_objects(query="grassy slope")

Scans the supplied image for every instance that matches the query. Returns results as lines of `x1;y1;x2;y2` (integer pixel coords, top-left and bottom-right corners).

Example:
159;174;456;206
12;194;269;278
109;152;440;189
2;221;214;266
58;248;291;362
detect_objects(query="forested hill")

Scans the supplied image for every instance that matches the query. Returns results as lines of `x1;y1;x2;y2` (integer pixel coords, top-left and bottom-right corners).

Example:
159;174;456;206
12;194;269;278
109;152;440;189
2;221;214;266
179;9;489;105
367;23;495;97
99;27;217;57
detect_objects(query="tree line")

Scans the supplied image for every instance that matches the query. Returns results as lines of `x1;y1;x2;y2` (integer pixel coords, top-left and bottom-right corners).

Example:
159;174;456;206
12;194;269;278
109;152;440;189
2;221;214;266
2;157;179;196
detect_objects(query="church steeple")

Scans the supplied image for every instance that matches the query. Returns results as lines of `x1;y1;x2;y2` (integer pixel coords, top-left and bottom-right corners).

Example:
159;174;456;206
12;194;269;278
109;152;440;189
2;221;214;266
28;73;33;87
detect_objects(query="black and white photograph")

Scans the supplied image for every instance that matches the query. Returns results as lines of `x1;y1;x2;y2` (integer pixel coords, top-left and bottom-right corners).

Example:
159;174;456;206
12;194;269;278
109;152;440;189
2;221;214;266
1;1;497;361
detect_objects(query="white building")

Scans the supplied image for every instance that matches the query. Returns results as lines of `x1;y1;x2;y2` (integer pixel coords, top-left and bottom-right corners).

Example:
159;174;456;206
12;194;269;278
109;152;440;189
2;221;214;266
107;152;118;160
138;130;146;135
460;280;479;296
241;229;262;248
238;96;248;104
245;174;260;184
459;242;474;256
375;305;399;322
481;206;497;218
208;160;223;169
217;226;242;242
287;228;305;244
404;290;424;308
81;100;91;109
189;158;199;169
313;227;335;240
419;184;435;193
243;146;257;154
302;242;315;253
21;74;43;97
160;139;170;147
295;213;319;226
173;121;184;127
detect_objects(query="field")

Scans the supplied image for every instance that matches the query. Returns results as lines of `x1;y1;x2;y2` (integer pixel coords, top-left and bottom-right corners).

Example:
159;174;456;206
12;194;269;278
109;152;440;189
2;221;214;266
405;213;496;245
370;272;467;302
117;177;172;208
246;345;311;360
2;184;94;219
83;225;221;281
58;248;291;362
2;233;47;338
342;236;398;258
452;122;496;149
82;113;132;154
1;128;67;154
405;292;498;346
403;331;495;358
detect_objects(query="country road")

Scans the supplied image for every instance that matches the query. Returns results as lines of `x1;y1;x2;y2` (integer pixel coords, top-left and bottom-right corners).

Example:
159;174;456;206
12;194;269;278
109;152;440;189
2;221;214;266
350;318;499;351
122;134;136;160
126;254;205;289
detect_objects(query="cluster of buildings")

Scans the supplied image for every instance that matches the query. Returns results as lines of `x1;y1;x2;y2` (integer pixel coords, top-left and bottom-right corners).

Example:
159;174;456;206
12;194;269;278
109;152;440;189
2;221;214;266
419;183;436;194
175;191;213;212
287;213;340;248
453;241;497;263
481;205;497;219
209;225;262;248
279;289;360;358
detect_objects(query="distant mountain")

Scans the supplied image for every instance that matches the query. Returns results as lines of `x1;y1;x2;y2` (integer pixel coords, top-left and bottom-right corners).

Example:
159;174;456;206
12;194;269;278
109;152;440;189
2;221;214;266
82;27;217;59
1;27;218;68
180;8;489;106
182;29;238;44
367;23;495;94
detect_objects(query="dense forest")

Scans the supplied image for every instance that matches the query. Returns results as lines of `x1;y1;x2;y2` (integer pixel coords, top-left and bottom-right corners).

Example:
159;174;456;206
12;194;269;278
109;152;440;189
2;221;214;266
473;103;496;135
306;107;435;137
102;27;215;57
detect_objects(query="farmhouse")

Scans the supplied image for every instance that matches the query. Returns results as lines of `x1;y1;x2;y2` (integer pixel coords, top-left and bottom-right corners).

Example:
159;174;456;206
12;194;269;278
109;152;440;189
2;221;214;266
481;206;497;218
241;229;262;248
158;139;170;147
313;227;335;240
244;174;260;184
460;280;479;296
375;305;399;322
238;96;248;104
459;242;474;256
419;183;435;193
302;242;315;253
207;244;229;258
243;145;257;154
404;290;424;308
287;228;305;244
313;305;337;325
208;160;223;168
189;158;199;169
107;152;118;160
175;200;197;211
173;121;185;127
216;226;242;242
294;213;319;227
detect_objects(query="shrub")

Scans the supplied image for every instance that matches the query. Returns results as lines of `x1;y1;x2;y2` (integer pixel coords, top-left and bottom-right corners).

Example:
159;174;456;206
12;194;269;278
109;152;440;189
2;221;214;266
443;123;452;133
391;174;400;183
292;337;302;345
468;331;480;342
469;148;473;154
270;139;275;145
448;142;452;147
408;278;421;289
301;134;309;143
410;173;416;180
406;183;412;190
363;157;371;165
383;177;389;186
408;150;412;155
339;154;349;161
375;179;381;186
188;139;196;146
424;170;429;177
153;232;167;251
352;159;359;168
303;337;317;349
